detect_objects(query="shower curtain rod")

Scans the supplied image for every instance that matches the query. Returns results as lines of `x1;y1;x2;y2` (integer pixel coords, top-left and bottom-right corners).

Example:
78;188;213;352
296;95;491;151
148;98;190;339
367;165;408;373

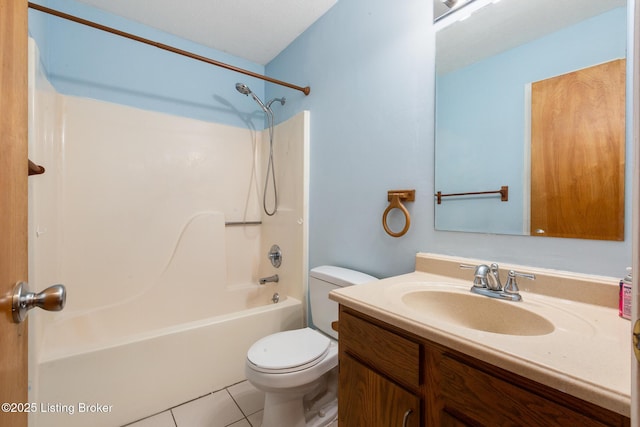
27;2;311;96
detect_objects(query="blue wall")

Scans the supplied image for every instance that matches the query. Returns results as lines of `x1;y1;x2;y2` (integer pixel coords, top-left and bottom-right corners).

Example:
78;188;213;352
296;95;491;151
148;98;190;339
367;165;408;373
28;0;268;131
266;0;434;277
29;0;634;277
268;0;633;278
435;8;627;234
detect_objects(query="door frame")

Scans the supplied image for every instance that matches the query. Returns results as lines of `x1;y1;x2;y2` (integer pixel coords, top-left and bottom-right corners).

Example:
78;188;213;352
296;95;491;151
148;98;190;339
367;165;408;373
631;0;640;425
0;1;30;427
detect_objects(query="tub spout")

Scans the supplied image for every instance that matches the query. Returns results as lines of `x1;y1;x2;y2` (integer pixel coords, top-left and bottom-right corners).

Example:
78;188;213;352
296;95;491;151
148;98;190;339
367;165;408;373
259;274;279;285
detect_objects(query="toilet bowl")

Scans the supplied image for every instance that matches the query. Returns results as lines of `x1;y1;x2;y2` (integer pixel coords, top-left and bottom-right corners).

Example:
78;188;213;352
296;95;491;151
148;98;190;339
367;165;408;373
245;266;377;427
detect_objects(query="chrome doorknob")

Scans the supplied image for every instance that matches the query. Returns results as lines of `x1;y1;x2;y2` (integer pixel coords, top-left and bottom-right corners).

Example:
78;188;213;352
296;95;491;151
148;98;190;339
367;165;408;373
12;281;66;323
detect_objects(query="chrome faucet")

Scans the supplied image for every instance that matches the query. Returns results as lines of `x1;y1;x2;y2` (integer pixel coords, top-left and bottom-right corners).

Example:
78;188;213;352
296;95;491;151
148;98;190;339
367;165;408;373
259;274;279;285
488;263;502;291
460;263;534;302
470;264;490;288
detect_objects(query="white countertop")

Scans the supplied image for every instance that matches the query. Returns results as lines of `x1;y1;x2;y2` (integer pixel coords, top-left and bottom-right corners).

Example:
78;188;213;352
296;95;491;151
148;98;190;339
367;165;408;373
329;256;631;417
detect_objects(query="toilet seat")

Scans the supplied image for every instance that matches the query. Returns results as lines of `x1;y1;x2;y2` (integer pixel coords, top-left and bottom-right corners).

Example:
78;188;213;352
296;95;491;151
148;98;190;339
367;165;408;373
247;328;331;374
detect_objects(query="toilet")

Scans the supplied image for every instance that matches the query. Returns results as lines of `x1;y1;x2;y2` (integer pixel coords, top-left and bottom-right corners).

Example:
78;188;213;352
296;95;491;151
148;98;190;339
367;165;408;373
245;265;377;427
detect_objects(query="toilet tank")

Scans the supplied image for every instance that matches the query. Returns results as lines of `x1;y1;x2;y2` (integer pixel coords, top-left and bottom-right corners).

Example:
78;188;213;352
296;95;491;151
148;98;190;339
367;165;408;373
309;266;377;339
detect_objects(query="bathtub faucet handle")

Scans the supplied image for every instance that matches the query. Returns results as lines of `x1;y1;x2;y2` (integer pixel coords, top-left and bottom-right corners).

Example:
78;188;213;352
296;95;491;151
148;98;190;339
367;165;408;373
259;274;279;285
268;245;282;268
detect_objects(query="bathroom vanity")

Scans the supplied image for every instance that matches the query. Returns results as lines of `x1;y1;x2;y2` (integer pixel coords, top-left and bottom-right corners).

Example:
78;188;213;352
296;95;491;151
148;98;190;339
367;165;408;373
330;253;631;426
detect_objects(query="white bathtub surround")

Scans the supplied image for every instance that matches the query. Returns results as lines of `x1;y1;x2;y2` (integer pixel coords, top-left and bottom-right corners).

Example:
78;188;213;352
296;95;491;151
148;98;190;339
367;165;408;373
30;95;309;311
28;40;310;427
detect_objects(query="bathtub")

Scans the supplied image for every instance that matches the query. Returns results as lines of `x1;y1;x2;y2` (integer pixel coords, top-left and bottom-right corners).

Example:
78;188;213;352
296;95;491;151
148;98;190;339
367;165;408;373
34;290;303;427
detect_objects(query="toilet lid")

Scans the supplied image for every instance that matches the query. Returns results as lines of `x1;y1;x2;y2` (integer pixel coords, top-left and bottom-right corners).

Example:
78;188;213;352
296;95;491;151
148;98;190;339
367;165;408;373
247;328;330;372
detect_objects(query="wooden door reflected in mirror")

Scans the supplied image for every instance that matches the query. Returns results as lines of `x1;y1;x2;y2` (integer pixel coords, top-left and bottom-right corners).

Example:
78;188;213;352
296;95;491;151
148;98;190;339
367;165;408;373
530;59;625;240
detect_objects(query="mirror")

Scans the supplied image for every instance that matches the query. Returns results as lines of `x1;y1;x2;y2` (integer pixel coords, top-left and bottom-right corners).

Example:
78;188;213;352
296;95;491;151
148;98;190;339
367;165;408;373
434;0;627;240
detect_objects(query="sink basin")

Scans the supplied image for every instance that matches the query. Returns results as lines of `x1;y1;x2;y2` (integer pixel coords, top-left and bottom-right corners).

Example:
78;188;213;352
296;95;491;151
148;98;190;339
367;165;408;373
401;290;555;336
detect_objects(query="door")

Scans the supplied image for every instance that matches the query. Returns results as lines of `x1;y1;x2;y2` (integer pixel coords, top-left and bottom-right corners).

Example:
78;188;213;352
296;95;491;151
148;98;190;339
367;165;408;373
0;1;29;427
530;58;626;240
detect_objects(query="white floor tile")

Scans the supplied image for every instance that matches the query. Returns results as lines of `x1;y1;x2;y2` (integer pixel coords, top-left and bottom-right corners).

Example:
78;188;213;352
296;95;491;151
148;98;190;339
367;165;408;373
246;410;262;427
244;410;335;427
171;391;244;427
124;411;175;427
227;381;265;416
228;419;252;427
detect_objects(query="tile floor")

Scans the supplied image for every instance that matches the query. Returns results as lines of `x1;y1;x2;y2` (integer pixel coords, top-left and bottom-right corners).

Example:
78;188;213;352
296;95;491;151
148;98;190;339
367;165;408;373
122;380;338;427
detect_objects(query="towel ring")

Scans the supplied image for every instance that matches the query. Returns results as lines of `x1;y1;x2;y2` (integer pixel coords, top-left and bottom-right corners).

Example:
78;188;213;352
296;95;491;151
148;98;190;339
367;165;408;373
382;190;415;238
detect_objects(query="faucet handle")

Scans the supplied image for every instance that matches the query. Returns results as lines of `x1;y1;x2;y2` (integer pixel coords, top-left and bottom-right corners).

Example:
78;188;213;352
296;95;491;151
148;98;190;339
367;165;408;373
504;270;535;295
460;264;490;288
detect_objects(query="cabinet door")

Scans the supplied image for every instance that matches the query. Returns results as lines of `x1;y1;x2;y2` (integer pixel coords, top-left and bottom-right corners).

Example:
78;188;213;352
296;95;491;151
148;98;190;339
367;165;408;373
339;354;420;427
439;355;622;427
439;412;472;427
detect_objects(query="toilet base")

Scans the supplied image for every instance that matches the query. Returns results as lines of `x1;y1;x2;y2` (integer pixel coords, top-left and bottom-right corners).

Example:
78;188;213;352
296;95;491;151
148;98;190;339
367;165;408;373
261;391;307;427
260;393;337;427
305;397;337;427
259;368;338;427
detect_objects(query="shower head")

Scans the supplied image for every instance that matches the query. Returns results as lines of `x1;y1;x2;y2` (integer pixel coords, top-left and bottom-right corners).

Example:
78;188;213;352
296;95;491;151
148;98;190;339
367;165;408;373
235;82;269;114
235;83;284;216
235;82;252;95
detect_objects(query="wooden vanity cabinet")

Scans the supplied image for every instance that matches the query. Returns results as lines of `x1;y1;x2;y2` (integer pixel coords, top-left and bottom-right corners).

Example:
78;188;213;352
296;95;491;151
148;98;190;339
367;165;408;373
338;308;421;426
337;306;630;427
339;354;420;427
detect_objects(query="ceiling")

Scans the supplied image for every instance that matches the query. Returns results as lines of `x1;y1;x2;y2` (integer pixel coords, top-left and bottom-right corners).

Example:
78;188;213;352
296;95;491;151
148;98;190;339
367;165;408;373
72;0;338;65
436;0;626;74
